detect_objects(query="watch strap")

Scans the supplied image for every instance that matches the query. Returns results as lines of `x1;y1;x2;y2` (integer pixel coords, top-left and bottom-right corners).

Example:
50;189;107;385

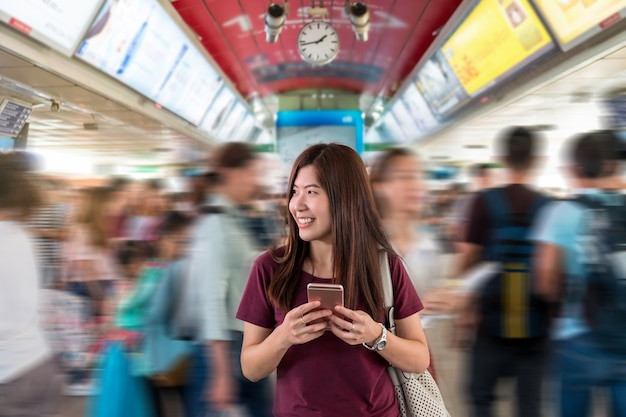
362;322;385;350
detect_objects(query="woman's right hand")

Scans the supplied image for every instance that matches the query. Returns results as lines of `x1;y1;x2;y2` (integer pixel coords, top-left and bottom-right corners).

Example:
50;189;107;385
277;301;332;349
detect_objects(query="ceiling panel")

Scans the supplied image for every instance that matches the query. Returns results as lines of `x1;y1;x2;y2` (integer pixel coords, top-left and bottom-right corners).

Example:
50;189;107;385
0;67;74;87
172;0;463;101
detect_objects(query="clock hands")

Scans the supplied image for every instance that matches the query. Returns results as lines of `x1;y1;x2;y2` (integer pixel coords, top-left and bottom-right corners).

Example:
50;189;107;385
300;34;327;46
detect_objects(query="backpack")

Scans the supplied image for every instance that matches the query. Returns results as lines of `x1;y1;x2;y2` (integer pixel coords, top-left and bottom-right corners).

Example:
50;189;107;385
479;187;551;339
573;193;626;354
166;206;223;341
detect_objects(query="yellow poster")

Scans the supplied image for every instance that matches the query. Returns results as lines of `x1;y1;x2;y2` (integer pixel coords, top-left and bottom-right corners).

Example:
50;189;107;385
442;0;552;96
534;0;626;46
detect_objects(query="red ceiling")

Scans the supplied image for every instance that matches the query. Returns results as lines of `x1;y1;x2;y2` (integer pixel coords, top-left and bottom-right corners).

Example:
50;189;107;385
172;0;463;102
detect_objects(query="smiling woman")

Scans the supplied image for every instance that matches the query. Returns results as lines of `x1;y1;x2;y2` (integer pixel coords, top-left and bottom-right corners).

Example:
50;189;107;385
236;143;431;417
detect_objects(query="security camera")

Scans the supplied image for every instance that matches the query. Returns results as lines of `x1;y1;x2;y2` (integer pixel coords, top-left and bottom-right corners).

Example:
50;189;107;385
50;100;60;112
265;2;288;43
346;2;370;42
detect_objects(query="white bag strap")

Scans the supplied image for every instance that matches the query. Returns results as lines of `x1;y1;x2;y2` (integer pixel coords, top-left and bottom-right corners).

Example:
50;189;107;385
379;251;396;335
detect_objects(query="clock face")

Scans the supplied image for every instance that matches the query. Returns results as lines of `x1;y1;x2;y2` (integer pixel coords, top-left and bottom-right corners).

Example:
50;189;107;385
297;21;339;65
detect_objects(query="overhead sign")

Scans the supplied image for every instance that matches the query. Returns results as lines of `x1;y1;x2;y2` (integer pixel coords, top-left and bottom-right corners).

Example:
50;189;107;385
533;0;626;50
76;0;230;127
415;50;470;120
442;0;553;96
0;98;31;137
0;0;104;56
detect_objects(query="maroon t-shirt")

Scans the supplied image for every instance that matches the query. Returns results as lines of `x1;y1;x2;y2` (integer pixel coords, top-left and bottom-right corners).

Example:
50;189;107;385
236;250;423;417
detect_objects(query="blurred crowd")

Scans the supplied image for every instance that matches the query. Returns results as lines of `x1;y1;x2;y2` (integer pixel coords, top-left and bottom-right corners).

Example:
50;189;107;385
1;126;625;417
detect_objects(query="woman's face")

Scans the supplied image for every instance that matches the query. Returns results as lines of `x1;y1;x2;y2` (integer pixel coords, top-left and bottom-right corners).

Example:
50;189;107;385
376;155;423;216
289;165;332;244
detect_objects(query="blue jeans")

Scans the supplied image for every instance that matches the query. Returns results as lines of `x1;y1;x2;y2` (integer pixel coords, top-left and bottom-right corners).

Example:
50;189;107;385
555;334;626;417
184;332;272;417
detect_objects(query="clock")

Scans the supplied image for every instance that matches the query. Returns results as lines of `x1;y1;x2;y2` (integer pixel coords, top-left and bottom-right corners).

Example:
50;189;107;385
297;21;340;65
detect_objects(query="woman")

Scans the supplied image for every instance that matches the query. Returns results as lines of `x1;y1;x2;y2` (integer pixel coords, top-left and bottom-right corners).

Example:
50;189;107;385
236;144;429;417
63;187;119;393
65;187;118;314
0;152;61;416
369;148;449;319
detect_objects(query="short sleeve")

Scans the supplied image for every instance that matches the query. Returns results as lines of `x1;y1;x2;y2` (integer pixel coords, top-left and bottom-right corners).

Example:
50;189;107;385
236;252;277;329
389;254;424;320
464;192;490;246
531;201;580;249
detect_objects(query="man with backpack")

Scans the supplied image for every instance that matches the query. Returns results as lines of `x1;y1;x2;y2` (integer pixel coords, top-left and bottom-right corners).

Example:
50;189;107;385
533;131;626;417
458;126;551;417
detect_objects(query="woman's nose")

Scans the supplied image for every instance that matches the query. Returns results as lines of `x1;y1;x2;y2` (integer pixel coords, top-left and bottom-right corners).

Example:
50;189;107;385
291;193;306;210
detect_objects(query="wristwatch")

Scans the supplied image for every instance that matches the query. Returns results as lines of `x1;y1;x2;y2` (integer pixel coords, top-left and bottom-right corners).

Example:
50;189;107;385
363;323;387;351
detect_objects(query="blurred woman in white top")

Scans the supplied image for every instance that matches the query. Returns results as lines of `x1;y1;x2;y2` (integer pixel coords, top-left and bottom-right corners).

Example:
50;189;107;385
0;152;61;416
369;148;446;322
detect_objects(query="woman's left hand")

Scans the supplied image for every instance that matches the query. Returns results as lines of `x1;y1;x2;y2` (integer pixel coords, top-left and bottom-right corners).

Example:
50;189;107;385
328;306;383;347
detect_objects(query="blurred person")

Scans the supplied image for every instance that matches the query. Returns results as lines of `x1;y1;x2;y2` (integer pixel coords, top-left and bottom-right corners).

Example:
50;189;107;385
237;144;430;417
126;179;166;242
185;142;271;417
63;186;120;393
241;188;283;251
115;214;194;378
457;127;552;417
28;177;69;288
369;147;448;316
598;129;626;191
65;187;119;315
106;176;133;241
0;152;61;416
450;163;492;251
533;131;626;417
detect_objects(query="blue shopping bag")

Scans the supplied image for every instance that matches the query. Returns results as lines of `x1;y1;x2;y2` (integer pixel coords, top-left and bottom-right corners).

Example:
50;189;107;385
87;340;156;417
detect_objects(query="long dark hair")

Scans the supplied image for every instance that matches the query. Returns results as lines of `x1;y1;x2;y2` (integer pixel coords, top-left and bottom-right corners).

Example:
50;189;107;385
268;143;394;320
0;152;42;220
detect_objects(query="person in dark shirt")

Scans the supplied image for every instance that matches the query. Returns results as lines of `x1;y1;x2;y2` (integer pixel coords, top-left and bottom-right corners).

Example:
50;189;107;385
457;127;551;417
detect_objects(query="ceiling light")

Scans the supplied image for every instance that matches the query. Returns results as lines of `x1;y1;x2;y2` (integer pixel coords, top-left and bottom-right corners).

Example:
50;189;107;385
265;2;289;43
346;2;370;42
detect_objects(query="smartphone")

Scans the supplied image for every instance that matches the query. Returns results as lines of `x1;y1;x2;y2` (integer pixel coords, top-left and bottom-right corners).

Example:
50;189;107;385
307;283;344;326
307;283;344;309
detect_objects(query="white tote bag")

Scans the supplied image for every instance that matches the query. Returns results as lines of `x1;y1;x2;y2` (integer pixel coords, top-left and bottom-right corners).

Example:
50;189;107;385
379;252;451;417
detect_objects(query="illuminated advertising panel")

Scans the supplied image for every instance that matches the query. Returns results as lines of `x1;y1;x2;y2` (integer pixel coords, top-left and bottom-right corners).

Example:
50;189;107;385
401;82;439;135
76;0;219;125
379;113;407;143
415;50;470;120
199;84;236;135
0;0;104;56
232;113;256;142
276;111;364;167
390;101;419;143
533;0;626;50
215;102;247;141
442;0;553;96
155;47;221;126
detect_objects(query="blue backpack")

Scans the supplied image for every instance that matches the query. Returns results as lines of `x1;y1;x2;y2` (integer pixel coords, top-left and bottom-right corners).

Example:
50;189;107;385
479;187;551;339
574;193;626;354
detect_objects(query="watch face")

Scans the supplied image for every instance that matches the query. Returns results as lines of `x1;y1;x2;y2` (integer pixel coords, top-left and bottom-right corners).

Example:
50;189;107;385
297;21;339;65
376;340;387;351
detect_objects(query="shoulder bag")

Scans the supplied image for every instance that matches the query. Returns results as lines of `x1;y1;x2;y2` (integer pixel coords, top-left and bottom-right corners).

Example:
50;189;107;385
380;252;451;417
